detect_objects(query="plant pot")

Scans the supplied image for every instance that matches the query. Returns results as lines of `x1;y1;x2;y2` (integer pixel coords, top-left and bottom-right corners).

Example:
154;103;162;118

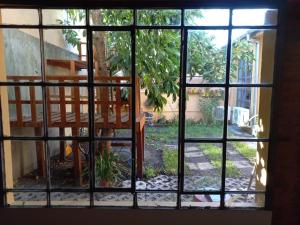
100;180;110;187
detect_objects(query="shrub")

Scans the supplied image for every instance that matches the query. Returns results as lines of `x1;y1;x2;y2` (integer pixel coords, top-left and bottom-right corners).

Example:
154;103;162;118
144;166;158;178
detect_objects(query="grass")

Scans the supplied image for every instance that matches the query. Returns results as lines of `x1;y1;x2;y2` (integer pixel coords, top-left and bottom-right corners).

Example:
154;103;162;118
231;142;256;160
146;121;223;144
199;143;240;178
162;149;178;175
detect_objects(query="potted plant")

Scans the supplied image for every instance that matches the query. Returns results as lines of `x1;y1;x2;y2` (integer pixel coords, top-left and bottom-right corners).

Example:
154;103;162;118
95;149;128;187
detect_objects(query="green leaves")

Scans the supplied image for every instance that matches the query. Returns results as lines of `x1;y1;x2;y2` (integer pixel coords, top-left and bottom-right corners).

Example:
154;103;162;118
136;29;181;112
187;30;227;83
95;150;128;185
59;9;255;112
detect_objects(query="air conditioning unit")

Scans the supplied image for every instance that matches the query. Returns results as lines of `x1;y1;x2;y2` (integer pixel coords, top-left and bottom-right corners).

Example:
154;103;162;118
231;107;250;127
213;106;231;121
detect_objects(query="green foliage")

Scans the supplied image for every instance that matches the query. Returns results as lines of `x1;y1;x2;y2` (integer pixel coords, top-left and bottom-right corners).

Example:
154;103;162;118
226;161;241;178
231;39;256;78
187;31;227;83
136;29;181;112
95;150;128;185
94;9;133;26
199;89;223;126
162;149;178;175
231;142;256;160
57;10;85;51
60;10;255;112
106;31;131;76
201;143;221;161
137;10;181;25
144;166;158;178
146;122;222;144
211;161;240;178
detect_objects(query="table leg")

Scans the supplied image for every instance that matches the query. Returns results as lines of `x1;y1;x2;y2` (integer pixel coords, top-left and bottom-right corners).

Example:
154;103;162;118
34;127;46;177
72;128;82;182
136;125;143;178
59;128;65;162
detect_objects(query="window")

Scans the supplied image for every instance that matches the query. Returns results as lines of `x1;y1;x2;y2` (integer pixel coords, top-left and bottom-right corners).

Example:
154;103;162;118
0;7;278;209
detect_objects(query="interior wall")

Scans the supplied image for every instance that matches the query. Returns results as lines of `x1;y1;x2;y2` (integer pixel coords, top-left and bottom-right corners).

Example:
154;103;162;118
0;208;272;225
270;1;300;225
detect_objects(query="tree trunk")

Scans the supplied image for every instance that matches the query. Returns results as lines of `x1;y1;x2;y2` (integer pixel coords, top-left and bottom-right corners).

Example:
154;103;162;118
91;11;113;154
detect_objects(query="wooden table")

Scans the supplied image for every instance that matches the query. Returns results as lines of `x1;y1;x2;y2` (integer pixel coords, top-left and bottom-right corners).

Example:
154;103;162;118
8;74;145;180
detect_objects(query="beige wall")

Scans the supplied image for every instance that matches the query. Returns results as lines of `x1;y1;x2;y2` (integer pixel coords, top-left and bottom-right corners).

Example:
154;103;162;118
10;129;37;180
141;89;206;122
0;8;70;49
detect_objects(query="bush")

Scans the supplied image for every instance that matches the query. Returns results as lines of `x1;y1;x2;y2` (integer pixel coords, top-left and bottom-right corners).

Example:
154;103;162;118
144;166;158;178
199;96;220;126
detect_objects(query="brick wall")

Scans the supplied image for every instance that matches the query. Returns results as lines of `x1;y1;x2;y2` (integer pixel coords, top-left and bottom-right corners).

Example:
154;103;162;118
271;2;300;225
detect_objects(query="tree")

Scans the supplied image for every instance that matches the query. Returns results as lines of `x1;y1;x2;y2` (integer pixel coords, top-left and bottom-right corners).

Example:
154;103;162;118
58;9;254;112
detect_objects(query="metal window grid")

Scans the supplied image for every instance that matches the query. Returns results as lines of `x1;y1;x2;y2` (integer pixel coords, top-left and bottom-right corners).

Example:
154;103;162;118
0;5;281;210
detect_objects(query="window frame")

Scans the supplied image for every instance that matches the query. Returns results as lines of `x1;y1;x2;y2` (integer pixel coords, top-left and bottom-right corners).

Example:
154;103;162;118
0;1;282;210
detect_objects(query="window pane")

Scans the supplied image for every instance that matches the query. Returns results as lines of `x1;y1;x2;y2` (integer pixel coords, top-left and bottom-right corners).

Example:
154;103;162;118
184;143;222;191
94;192;133;206
0;28;41;82
3;140;46;189
50;192;90;206
137;141;178;190
44;29;87;83
181;194;220;208
49;141;89;189
230;29;276;84
94;141;131;188
137;193;176;207
94;87;132;138
232;9;278;26
187;30;228;84
137;28;180;191
225;193;265;208
226;142;268;192
6;192;47;206
46;86;88;136
137;10;181;26
228;87;272;139
90;9;133;26
185;9;229;26
185;88;224;138
92;31;131;84
2;86;44;137
0;9;39;25
42;9;86;25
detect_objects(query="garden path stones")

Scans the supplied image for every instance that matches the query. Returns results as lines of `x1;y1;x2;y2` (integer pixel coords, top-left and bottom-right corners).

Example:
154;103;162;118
13;176;255;203
185;146;199;152
226;144;254;177
186;162;215;171
185;151;204;158
232;160;253;169
184;144;217;176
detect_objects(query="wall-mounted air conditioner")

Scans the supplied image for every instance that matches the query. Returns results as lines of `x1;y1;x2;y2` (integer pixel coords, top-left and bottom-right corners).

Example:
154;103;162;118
214;106;231;121
231;107;250;127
